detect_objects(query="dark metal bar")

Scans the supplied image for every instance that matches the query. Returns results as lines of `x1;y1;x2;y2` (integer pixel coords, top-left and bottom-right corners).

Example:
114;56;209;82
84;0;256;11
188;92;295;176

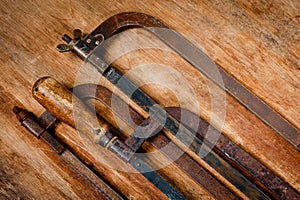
131;158;186;200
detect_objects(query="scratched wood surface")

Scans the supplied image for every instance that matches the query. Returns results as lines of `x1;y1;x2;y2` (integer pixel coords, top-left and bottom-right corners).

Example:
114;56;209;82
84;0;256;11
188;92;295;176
0;0;299;199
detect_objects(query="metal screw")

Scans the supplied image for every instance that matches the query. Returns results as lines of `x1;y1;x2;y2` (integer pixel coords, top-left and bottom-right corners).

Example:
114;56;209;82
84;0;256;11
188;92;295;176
136;162;141;167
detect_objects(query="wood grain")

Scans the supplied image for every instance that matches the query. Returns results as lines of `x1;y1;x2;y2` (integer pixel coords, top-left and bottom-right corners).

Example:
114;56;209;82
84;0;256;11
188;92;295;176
0;0;299;199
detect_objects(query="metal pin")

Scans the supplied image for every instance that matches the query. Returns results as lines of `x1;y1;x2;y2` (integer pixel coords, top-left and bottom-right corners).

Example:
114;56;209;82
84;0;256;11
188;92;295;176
56;44;72;52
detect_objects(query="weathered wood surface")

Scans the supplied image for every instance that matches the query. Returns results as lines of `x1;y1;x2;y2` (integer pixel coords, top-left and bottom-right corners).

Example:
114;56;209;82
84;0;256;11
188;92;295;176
0;0;299;199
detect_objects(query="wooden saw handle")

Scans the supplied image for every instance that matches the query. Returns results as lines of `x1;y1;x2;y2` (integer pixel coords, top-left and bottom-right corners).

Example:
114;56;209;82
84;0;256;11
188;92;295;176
32;76;111;146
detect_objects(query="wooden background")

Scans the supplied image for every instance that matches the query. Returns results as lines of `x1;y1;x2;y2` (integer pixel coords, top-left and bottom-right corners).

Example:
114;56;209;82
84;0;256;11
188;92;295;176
0;0;299;199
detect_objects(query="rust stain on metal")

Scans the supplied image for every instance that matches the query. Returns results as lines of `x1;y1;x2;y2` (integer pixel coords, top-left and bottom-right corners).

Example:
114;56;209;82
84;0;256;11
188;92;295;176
13;106;64;154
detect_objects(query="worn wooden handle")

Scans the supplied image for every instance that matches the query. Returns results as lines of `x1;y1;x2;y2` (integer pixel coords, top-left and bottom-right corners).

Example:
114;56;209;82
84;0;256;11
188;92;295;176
32;76;110;145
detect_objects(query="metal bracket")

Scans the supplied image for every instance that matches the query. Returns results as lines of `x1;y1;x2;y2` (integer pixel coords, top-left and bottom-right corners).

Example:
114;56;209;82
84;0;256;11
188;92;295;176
13;106;64;154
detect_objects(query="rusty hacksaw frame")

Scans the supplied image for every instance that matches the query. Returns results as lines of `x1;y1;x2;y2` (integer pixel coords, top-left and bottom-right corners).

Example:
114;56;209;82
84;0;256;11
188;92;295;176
57;12;299;151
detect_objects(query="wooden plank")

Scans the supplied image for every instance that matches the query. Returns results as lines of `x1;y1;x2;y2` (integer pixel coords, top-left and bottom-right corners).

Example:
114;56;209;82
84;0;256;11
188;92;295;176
0;0;299;198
